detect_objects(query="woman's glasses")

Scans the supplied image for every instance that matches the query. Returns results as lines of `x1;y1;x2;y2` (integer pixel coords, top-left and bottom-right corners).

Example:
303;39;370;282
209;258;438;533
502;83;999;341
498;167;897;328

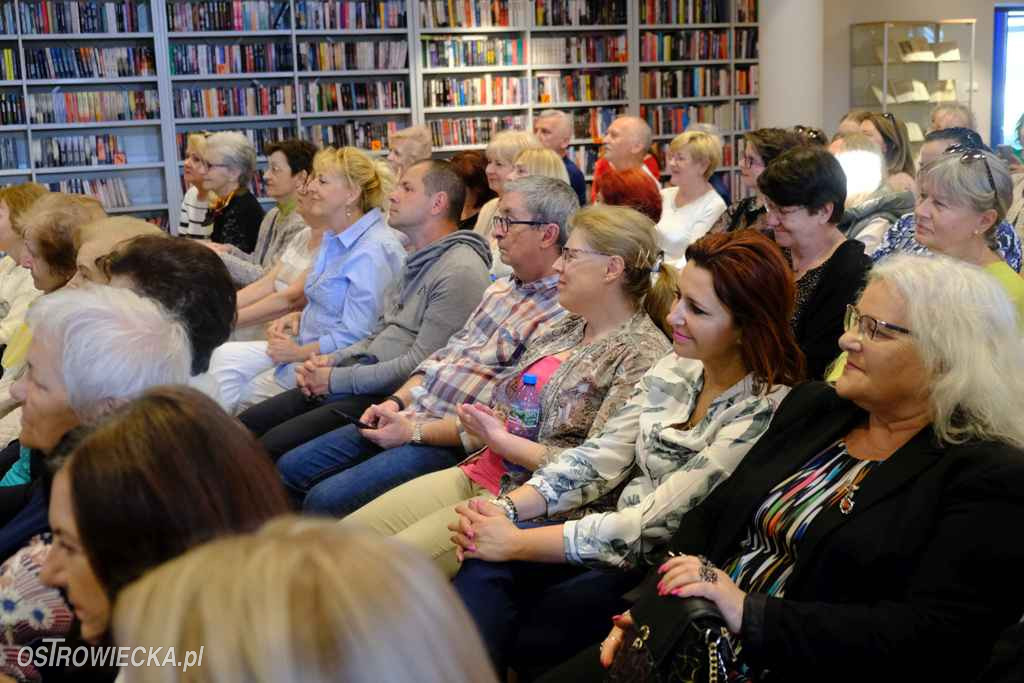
844;305;912;340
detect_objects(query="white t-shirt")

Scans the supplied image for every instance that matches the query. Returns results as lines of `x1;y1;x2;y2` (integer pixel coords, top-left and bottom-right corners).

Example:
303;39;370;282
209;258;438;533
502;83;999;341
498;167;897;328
656;186;727;267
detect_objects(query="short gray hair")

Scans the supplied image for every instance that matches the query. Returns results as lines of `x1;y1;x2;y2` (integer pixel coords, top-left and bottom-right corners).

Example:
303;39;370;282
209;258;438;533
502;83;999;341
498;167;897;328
27;286;192;419
931;102;976;131
503;175;579;246
918;149;1013;225
869;254;1024;449
535;109;573;140
205;131;258;186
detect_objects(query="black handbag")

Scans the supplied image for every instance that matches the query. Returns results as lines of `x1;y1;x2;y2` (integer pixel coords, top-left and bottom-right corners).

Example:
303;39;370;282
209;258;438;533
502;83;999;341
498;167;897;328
605;597;737;683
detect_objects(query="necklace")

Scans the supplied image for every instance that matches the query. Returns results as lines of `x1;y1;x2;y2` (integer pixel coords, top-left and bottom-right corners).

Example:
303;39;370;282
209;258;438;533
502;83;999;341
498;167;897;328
836;458;876;515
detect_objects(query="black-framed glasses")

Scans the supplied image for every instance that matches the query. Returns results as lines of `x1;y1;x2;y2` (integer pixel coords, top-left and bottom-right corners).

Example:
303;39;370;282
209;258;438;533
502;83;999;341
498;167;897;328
944;143;997;195
491;214;548;235
559;246;612;263
844;304;911;340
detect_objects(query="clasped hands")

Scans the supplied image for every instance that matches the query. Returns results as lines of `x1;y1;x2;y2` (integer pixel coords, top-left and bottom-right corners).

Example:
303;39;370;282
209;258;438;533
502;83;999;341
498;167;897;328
265;312;306;364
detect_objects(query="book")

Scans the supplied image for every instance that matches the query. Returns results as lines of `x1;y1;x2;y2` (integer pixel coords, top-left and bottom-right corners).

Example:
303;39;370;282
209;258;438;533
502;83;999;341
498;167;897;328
932;41;960;62
889;79;929;103
928;79;957;103
898;37;934;62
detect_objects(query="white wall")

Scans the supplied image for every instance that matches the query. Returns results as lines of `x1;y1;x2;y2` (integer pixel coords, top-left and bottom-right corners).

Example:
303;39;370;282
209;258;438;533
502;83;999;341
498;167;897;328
760;0;825;130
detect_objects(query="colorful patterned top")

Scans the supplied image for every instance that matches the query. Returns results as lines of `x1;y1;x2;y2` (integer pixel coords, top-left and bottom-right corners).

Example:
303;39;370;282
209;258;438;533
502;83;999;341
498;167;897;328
725;441;880;597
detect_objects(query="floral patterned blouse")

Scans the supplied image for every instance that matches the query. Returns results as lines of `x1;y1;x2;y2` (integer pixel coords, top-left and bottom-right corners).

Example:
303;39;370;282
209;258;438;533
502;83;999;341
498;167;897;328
527;354;791;569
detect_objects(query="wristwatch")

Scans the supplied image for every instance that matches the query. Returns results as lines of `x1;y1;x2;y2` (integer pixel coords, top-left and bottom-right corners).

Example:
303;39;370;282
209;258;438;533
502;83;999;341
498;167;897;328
411;421;423;445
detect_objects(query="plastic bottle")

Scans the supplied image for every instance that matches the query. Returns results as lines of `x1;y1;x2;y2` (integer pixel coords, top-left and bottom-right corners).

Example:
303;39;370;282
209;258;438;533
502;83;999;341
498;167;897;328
503;373;542;474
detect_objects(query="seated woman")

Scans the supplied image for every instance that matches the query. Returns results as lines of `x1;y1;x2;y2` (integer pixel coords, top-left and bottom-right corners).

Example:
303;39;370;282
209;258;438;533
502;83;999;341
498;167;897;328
758;147;872;379
30;386;289;682
113;518;496;683
344;205;675;577
0;184;47;353
450;150;496;231
210;139;315;287
593;167;662;223
656;131;726;267
507;148;571;185
448;230;804;678
18;193;106;295
209;146;406;414
582;254;1024;683
177;132;212;238
199;131;265;254
859;111;916;194
711;128;804;234
386;124;433;178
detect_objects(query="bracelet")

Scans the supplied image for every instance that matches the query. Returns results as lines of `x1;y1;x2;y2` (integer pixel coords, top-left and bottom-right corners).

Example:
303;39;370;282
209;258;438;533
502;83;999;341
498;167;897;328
411;420;423;445
385;394;406;412
489;495;519;523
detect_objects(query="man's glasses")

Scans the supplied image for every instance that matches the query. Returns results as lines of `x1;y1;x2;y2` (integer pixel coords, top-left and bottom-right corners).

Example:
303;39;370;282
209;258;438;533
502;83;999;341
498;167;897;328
945;143;997;195
491;215;548;235
844;304;911;341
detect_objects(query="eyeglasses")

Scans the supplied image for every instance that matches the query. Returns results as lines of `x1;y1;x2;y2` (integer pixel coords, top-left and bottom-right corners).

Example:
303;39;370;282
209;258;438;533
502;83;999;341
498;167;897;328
844;304;911;341
763;199;804;217
880;111;897;126
200;159;231;170
559;246;611;263
739;153;763;168
491;214;548;236
944;143;997;195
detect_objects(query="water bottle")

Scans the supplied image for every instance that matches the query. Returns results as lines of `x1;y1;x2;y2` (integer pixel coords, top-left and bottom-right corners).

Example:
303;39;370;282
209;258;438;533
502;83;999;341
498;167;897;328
503;373;542;474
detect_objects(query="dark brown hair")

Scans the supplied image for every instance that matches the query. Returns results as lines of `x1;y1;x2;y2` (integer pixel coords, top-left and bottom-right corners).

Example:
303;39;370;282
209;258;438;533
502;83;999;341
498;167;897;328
743;128;806;168
449;150;496;213
862;111;916;177
66;386;290;599
685;230;806;391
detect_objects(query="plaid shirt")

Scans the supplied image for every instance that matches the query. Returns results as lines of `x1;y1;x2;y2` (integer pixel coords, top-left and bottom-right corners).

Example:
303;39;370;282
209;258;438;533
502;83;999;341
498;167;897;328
411;273;566;420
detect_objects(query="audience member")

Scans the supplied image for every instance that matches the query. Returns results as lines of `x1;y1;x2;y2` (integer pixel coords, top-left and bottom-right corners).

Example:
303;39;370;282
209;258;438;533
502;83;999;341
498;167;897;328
449;230;804;678
929;101;976;133
199;131;265;253
345;205;675;577
449;150;496;230
594;167;662;223
507;148;571;184
113;518;498;683
18;193;105;294
209;146;405;414
177;132;211;238
534;109;587;205
387;125;433;177
0;185;46;350
68;216;164;287
275;176;576;515
240;160;492;459
836;109;869;136
859;112;916;193
685;121;731;204
590;116;659;202
656;131;726;267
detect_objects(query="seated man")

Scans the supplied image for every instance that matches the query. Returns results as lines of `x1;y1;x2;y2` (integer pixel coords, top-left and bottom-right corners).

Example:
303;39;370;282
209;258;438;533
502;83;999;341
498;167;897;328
590;115;660;202
276;175;578;516
240;160;492;459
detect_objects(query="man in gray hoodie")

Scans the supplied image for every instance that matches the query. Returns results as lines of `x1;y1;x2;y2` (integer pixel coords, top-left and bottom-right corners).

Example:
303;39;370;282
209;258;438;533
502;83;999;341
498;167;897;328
239;159;492;458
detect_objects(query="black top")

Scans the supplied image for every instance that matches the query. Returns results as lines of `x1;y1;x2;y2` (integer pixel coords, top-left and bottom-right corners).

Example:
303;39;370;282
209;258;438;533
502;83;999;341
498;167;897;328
563;156;587;207
629;382;1024;683
206;189;265;255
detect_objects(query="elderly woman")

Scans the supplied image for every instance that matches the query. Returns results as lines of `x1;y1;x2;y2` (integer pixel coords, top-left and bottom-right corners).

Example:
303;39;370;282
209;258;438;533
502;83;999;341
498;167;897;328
449;150;496;231
200;131;265;254
0;184;46;351
449;230;805;678
759;147;872;379
859;111;916;194
18;193;106;294
344;205;675;577
177;132;212;238
711;128;804;234
209;146;405;414
656;131;726;267
585;254;1024;683
210;139;315;287
387;125;433;178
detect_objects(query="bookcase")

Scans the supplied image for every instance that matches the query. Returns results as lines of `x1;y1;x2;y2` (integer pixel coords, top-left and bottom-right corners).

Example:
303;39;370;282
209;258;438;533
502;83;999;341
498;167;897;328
0;0;758;225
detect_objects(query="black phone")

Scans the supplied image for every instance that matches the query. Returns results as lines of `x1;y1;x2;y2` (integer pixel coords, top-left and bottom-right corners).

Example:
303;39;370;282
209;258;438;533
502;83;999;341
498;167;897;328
331;408;376;430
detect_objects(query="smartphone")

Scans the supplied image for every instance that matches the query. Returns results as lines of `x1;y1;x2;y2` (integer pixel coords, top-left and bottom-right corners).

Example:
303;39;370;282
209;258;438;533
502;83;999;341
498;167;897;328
331;408;377;430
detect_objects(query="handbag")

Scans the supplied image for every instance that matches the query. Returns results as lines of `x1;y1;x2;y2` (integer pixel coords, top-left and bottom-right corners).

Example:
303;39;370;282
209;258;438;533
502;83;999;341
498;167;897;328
605;597;737;683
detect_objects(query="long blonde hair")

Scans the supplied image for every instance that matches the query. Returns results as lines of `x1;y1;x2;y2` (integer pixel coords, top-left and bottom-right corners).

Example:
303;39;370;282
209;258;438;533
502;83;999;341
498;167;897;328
113;517;498;683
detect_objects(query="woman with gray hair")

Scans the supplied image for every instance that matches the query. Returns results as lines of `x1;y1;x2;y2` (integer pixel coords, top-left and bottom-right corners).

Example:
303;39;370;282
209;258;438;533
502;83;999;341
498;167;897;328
580;253;1024;683
200;131;265;254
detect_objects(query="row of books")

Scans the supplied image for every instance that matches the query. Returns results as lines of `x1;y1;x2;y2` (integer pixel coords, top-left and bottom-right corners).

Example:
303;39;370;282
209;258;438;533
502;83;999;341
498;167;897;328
535;71;626;103
572;105;623;139
735;65;757;95
166;1;289;32
534;0;626;26
869;79;958;105
27;89;158;123
428;114;525;146
0;91;23;124
419;0;528;29
736;100;756;131
176;126;295;158
170;43;293;76
640;66;730;99
736;0;756;23
532;35;627;66
20;0;150;35
0;137;21;168
641;102;731;135
421;37;525;69
45;176;132;209
302;80;407;113
297;40;408;72
32;134;127;167
307;120;402;150
566;144;598;174
24;46;156;80
0;48;16;80
174;84;296;118
639;30;728;62
423;75;526;108
294;0;406;29
736;28;757;59
639;0;723;25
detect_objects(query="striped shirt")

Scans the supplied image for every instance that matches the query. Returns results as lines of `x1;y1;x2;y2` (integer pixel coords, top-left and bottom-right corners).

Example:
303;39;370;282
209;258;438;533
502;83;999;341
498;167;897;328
725;441;880;597
411;273;566;420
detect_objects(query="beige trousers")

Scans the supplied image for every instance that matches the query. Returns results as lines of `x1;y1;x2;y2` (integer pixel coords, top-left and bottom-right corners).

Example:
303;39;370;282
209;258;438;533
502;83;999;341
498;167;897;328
344;466;491;578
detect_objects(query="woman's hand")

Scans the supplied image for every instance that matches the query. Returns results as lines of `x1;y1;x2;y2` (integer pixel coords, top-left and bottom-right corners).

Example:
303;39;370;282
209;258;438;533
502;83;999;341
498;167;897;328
359;404;413;449
447;498;521;563
657;554;746;633
456;403;513;452
266;335;306;364
599;610;634;668
267;311;301;338
296;355;333;397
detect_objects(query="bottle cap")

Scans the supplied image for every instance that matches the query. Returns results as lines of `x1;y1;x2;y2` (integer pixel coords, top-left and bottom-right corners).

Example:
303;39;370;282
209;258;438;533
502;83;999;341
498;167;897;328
522;374;537;385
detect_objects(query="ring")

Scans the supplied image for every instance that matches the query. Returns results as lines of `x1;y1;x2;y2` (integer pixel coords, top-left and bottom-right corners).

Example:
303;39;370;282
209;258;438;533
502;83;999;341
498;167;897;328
699;564;718;584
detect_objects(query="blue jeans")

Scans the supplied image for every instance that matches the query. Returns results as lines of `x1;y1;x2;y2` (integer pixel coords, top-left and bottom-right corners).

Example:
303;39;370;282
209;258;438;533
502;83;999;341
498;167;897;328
277;424;462;517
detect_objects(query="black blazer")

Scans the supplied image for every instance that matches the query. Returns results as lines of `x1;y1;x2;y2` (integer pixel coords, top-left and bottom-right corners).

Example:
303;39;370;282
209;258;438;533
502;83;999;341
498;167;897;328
630;382;1024;682
794;239;870;379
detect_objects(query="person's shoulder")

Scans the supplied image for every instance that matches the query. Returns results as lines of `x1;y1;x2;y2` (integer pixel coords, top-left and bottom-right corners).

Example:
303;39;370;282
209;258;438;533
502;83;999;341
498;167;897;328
939;438;1024;500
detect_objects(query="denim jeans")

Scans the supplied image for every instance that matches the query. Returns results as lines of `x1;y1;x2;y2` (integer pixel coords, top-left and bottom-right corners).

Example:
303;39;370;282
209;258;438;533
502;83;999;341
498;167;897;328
276;423;462;517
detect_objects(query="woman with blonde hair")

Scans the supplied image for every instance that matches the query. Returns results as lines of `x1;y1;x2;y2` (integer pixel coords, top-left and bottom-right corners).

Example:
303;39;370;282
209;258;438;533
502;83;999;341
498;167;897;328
507;147;570;185
345;204;674;577
387;124;433;177
209;146;406;414
199;130;265;253
657;131;727;267
178;132;212;238
113;518;498;683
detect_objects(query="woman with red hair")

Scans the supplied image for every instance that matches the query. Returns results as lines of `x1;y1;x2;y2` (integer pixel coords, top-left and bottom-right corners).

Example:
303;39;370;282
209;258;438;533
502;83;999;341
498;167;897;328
594;167;662;223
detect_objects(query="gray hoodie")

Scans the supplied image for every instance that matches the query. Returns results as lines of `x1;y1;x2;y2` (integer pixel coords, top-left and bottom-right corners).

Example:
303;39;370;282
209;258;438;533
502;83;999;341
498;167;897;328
327;229;492;395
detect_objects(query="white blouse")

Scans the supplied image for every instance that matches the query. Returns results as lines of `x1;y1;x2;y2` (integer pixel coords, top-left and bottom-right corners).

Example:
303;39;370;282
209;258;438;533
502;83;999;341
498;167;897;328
656;186;727;268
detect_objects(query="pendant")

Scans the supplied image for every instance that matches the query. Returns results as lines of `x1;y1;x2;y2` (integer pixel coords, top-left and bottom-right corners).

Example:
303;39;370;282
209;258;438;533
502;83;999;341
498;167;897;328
839;483;859;515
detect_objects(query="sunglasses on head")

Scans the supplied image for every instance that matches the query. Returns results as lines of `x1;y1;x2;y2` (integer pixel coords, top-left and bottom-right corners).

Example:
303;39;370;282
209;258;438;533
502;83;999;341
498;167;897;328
944;143;996;195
